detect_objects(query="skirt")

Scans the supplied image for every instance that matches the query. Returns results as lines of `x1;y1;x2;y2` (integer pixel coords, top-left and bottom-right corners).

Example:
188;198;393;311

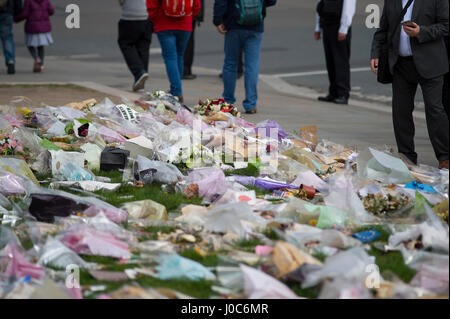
25;32;54;47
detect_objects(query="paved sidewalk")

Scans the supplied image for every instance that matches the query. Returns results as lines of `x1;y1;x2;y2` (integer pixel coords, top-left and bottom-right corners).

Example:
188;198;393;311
0;55;437;166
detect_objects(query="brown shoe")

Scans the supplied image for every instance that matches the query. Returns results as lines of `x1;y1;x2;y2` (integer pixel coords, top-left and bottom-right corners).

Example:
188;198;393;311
176;95;184;103
439;160;449;170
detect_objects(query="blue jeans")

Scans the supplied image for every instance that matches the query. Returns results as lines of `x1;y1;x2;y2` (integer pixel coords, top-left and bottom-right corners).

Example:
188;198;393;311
0;13;15;65
222;29;263;111
157;30;191;96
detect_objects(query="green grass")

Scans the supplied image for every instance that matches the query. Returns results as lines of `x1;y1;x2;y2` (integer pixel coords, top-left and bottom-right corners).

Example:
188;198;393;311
369;248;417;283
262;227;281;241
179;249;220;267
140;225;177;240
95;183;202;211
235;238;265;252
78;253;215;299
289;284;321;299
225;163;260;177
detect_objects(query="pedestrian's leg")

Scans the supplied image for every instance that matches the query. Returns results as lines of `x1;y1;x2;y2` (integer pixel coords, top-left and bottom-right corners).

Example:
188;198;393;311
175;30;191;81
135;20;152;74
238;49;244;75
158;31;182;96
420;75;449;162
392;58;419;164
0;15;15;66
183;22;195;76
443;71;450;118
322;25;337;98
118;20;146;80
37;46;44;64
27;46;38;60
333;28;351;99
222;30;241;106
242;31;263;111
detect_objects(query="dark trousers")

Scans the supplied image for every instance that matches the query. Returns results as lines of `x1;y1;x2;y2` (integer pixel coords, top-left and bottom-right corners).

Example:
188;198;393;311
322;24;351;99
392;57;449;164
443;70;450;118
183;21;196;75
118;19;153;80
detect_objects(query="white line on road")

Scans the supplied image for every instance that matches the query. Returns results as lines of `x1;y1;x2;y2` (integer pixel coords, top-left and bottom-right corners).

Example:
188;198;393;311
273;67;371;78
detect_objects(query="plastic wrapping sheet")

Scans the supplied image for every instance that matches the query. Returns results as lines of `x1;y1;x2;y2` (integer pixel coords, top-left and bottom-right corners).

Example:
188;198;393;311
37;237;91;269
122;200;168;221
0;170;26;195
0;242;45;279
240;264;301;299
187;168;230;199
282;146;323;172
0;158;39;186
97;126;127;143
60;225;131;259
204;203;266;238
388;204;449;253
302;247;376;289
318;278;373;299
291;170;329;192
357;147;414;184
82;206;128;224
136;155;184;184
253;120;289;143
154;254;216;281
324;174;377;224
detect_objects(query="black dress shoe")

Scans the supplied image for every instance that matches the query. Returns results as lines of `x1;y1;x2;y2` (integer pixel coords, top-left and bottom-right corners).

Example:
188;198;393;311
318;95;335;102
7;63;15;75
183;74;197;80
333;96;349;105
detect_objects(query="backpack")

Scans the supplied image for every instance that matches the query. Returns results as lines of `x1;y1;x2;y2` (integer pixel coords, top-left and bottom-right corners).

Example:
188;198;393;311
160;0;194;18
235;0;263;26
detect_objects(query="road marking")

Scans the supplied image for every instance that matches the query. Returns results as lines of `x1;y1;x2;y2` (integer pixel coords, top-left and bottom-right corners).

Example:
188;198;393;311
273;67;371;78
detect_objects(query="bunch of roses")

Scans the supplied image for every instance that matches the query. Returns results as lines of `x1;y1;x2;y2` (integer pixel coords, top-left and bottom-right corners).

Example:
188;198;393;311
194;99;240;117
0;132;24;155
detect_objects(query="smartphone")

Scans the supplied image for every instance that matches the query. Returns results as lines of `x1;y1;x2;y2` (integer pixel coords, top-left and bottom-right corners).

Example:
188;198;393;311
402;20;415;27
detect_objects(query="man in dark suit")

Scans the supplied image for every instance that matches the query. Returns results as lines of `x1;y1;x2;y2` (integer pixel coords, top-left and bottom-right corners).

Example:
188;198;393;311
371;0;449;169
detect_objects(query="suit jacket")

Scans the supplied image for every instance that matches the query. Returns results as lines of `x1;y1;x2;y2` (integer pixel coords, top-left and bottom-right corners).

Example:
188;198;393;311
371;0;449;79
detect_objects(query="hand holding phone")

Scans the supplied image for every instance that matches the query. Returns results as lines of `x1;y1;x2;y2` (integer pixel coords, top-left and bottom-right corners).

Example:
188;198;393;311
402;20;415;28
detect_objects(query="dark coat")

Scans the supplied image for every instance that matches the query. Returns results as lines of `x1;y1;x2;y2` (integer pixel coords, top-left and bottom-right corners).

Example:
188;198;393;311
371;0;449;79
0;0;22;15
213;0;276;33
14;0;54;34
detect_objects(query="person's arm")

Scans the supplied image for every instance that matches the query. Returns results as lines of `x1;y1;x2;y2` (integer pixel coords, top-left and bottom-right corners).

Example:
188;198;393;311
213;0;227;27
14;0;29;22
370;0;389;73
314;0;321;40
264;0;277;8
339;0;356;35
414;0;449;44
193;0;201;19
47;0;55;16
146;0;160;22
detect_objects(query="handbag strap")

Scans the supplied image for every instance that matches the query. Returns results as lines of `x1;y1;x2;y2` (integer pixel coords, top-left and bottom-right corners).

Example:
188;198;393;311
396;0;415;27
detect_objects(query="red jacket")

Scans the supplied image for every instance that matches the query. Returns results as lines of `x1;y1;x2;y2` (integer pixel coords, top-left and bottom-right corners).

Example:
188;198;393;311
147;0;201;33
